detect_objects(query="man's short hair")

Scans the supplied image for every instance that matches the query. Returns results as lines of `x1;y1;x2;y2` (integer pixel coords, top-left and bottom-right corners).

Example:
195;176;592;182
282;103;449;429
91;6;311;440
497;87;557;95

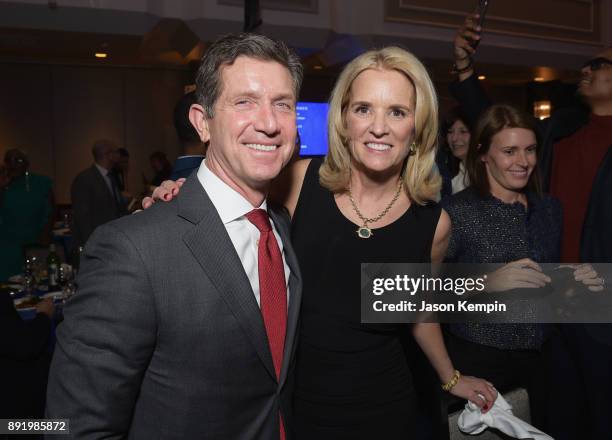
92;139;118;161
195;33;303;118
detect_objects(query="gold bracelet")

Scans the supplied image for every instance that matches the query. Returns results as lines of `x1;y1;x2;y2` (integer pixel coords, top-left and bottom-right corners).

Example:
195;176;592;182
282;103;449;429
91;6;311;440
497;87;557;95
441;370;461;392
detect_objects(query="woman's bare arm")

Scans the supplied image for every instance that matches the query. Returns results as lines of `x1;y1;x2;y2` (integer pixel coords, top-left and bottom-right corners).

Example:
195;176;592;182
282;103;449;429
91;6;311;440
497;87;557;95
269;158;311;217
431;208;451;263
142;158;312;217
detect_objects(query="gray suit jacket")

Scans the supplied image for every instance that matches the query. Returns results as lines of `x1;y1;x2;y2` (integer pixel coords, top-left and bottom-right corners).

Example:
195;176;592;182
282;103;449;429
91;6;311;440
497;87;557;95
71;165;126;248
47;175;302;439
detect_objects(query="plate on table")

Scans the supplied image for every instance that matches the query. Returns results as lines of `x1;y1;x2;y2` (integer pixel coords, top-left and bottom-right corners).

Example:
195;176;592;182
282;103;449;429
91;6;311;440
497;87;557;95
0;285;22;297
43;291;64;302
8;274;24;284
13;296;41;310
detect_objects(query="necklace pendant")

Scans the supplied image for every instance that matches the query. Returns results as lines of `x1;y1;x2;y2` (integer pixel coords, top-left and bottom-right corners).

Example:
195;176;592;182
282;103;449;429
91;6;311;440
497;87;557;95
357;225;373;239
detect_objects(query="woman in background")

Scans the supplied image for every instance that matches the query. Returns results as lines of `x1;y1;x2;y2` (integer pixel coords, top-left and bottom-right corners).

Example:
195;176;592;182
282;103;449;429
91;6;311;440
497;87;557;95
442;104;603;429
0;149;54;281
438;107;471;198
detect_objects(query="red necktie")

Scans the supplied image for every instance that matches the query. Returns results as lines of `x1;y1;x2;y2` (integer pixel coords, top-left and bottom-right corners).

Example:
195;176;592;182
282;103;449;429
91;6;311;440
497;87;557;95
246;209;287;440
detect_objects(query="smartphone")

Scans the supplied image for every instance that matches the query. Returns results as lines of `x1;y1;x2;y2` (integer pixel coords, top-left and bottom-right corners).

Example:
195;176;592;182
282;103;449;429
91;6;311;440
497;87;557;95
476;0;489;27
471;0;489;48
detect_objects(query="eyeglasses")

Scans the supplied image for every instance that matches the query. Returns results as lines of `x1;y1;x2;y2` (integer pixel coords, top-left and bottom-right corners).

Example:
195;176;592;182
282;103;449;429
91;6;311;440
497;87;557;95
582;57;612;71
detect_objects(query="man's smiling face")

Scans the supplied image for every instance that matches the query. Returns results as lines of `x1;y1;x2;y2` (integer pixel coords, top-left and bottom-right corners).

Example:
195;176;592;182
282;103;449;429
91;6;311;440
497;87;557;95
202;56;297;196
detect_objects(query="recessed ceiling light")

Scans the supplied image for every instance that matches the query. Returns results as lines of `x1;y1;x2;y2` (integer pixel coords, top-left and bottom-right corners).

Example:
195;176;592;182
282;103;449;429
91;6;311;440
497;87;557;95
478;75;486;80
95;52;108;59
534;77;545;82
533;100;552;120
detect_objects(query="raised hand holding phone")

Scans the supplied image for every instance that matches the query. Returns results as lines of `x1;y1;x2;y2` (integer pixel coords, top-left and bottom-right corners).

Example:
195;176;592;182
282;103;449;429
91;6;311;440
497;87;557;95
453;14;480;79
452;1;490;80
471;0;489;48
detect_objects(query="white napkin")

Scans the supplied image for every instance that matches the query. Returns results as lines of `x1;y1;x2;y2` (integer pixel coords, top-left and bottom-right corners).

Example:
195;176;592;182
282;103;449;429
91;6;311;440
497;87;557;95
457;394;554;439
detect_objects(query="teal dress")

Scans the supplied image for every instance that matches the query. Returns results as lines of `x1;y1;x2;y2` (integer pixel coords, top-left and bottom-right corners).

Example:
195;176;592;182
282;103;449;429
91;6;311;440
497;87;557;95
0;173;53;281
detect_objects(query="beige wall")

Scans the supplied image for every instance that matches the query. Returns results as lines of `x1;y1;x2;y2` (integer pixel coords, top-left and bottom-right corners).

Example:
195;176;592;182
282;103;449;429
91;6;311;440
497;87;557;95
0;63;190;204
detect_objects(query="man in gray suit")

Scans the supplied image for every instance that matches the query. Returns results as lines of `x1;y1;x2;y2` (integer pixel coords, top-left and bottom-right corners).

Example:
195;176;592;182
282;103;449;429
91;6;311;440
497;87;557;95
71;139;126;248
47;33;303;439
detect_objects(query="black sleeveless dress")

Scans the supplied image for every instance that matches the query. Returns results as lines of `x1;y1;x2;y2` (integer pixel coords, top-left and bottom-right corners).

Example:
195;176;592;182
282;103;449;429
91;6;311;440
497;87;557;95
291;159;442;439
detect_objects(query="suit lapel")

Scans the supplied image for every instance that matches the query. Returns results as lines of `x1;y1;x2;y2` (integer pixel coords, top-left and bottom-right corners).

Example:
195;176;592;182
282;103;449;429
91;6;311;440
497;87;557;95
269;207;302;387
178;177;277;380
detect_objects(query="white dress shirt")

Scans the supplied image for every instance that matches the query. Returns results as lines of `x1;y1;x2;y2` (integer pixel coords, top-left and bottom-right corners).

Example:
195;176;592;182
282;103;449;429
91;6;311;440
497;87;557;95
197;160;291;307
95;162;117;200
451;162;469;194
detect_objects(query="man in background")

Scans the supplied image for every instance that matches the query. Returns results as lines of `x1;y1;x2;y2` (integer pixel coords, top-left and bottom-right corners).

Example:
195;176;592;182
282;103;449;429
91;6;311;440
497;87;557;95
71;139;126;248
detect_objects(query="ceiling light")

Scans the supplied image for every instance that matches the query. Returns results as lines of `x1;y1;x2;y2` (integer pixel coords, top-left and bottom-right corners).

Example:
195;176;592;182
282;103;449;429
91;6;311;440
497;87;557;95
313;65;323;70
534;77;545;82
95;52;108;59
478;75;486;80
533;100;552;120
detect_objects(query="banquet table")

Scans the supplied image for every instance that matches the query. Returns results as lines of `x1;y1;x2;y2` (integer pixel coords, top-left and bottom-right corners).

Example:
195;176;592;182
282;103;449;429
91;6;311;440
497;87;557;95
1;280;66;321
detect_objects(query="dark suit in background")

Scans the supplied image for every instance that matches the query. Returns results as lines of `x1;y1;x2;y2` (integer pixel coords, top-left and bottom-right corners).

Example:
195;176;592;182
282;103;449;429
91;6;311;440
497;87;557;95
47;175;302;438
71;165;126;248
170;155;205;180
0;291;52;419
171;90;207;181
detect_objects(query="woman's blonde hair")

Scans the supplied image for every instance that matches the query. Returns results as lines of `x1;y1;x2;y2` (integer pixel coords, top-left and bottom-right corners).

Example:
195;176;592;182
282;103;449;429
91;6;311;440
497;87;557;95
320;46;441;204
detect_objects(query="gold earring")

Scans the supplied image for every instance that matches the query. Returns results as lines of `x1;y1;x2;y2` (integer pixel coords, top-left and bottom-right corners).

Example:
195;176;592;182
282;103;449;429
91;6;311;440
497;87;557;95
408;142;417;156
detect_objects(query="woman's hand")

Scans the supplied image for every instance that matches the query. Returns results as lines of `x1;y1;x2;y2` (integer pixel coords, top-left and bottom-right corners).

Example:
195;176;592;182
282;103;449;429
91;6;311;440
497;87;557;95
411;324;497;413
561;264;606;292
450;374;497;413
141;178;186;209
485;258;551;292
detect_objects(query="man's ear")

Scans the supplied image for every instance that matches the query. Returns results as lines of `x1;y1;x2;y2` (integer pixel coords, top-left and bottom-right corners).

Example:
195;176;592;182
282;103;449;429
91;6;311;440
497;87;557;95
189;104;211;144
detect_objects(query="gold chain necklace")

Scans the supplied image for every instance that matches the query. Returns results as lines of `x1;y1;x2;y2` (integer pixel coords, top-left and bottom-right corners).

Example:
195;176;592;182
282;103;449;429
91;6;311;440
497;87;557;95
348;179;403;239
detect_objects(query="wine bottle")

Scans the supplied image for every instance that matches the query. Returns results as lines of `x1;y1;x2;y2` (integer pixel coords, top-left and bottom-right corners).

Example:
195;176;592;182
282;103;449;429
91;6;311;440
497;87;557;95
47;244;61;289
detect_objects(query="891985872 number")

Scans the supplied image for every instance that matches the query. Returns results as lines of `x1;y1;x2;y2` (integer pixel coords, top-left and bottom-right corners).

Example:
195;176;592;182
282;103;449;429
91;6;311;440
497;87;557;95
1;419;69;434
